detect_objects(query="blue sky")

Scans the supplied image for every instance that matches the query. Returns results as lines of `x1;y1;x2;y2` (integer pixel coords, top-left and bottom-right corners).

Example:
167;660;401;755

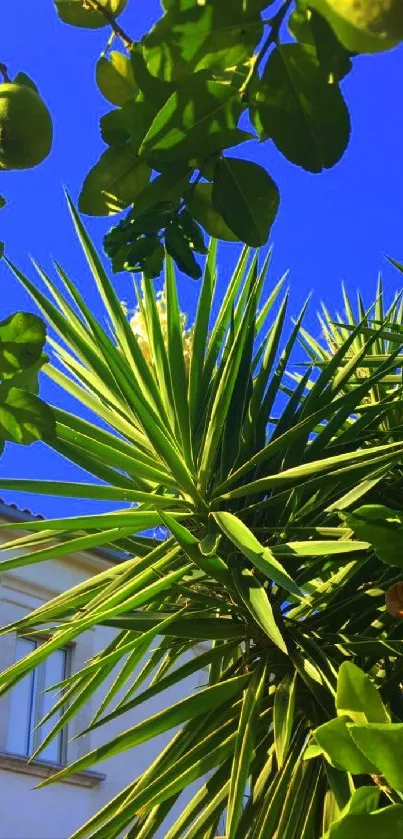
1;0;403;517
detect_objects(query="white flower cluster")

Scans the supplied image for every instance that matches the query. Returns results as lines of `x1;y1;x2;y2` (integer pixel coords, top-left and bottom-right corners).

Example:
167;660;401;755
122;290;193;373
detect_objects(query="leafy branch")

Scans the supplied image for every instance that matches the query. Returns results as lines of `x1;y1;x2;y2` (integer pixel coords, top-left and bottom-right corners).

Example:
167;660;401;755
240;0;293;98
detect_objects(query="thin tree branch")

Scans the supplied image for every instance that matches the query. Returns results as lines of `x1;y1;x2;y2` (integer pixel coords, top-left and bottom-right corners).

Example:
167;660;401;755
240;0;293;99
85;0;134;50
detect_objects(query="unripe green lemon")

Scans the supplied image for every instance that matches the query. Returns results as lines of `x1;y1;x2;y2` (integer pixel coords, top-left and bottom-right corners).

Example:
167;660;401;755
332;0;403;38
309;0;403;51
54;0;127;29
0;84;53;170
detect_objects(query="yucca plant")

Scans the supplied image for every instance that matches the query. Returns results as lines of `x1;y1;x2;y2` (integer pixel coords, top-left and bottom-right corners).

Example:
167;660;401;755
2;202;403;838
296;272;403;438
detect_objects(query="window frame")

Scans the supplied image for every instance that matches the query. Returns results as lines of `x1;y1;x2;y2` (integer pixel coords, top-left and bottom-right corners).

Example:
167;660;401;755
6;635;71;766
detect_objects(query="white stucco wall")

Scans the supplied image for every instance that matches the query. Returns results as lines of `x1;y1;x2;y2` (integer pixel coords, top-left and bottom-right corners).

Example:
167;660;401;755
0;521;201;839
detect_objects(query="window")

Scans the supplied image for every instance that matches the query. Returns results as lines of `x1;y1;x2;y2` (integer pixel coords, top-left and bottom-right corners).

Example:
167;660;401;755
6;637;70;765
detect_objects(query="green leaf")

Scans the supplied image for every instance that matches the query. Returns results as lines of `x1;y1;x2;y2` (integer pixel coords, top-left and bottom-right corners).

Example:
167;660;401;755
186;183;239;242
100;109;130;146
124;235;161;269
143;0;263;81
343;504;403;568
96;51;136;106
177;210;207;254
273;672;297;768
323;805;403;839
213;511;303;598
132;170;190;216
212;157;280;247
312;716;379;774
5;354;45;395
165;221;201;279
0;385;55;445
252;43;350;172
13;71;39;92
0;524;137;574
198;288;257;491
86;642;239;733
349;723;403;791
104;611;247;639
0;478;185;506
0;312;46;378
38;673;249;786
79;146;150;216
0;193;5;209
215;441;403;501
54;0;128;30
321;787;385;838
165;255;193;459
158;510;231;585
232;565;288;654
119;95;161;155
130;43;176;108
309;9;353;80
336;661;389;725
289;8;352;81
139;74;246;167
226;663;267;838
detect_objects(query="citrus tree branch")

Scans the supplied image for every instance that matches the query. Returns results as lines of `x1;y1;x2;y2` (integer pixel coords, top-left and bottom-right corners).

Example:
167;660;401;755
240;0;293;98
85;0;134;49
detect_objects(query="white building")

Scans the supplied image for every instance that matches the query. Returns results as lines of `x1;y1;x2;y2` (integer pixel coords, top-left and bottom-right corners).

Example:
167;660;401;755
0;500;202;839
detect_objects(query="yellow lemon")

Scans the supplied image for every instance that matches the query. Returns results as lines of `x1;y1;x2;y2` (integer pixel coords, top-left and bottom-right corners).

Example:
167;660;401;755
54;0;127;29
0;84;53;170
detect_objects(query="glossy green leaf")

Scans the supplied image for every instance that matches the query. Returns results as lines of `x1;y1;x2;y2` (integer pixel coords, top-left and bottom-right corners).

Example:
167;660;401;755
79;147;150;216
289;8;353;81
132;170;189;216
100;109;130;146
212;157;279;247
38;673;249;786
165;221;202;279
336;661;389;725
343;504;403;567
54;0;128;29
226;663;267;838
321;786;381;838
139;75;246;167
186;183;239;242
144;0;263;81
214;511;303;598
215;441;403;500
159;510;230;584
323;803;403;839
232;565;287;654
96;51;136;106
0;311;46;377
0;385;55;445
104;611;247;640
252;43;350;172
130;42;176;107
312;716;379;774
349;723;403;790
0;478;186;506
273;672;297;768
